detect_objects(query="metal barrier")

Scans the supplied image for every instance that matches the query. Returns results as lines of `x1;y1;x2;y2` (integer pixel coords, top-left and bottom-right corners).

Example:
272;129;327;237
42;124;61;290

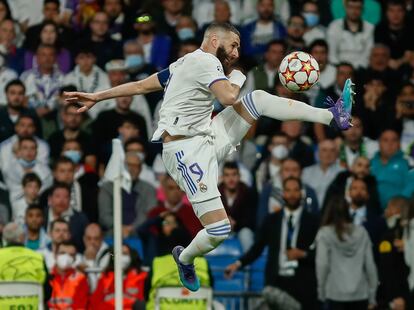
213;291;264;310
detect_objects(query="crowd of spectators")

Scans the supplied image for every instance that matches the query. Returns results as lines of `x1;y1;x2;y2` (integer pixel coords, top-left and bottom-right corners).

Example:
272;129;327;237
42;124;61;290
0;0;413;308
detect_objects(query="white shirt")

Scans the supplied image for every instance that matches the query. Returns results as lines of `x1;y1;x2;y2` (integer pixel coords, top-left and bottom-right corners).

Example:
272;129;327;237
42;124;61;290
303;26;326;46
11;197;30;225
343;137;378;167
8;0;44;27
81;242;110;292
152;49;227;141
192;0;242;27
349;206;367;226
0;67;18;105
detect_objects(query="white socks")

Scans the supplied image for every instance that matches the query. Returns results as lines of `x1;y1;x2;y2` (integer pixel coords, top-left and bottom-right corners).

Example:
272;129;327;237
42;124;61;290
241;90;333;125
179;219;231;264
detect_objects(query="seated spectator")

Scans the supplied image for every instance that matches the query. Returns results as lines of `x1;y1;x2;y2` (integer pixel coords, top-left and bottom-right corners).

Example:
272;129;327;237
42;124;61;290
301;1;326;46
371;129;410;209
48;241;89;309
402;199;414;302
302;139;344;206
258;158;320;226
316;197;378;309
38;218;72;271
338;115;378;168
240;0;286;60
177;38;200;58
89;244;147;309
154;0;186;39
225;177;319;309
0;79;41;142
218;162;256;252
24;21;72;73
79;223;110;292
374;0;413;69
63;45;111;119
99;152;157;236
2;137;52;202
41;157;98;222
175;15;198;43
0;56;17;105
103;0;135;41
48;102;96;167
395;82;414;152
78;11;123;69
327;0;374;69
194;0;241;29
123;39;157;83
24;203;49;251
20;44;64;117
44;183;89;251
61;138;98;180
330;0;381;25
286;15;306;53
314;62;354;141
0;19;24;74
347;178;387;245
12;173;42;224
377;197;410;309
324;156;380;213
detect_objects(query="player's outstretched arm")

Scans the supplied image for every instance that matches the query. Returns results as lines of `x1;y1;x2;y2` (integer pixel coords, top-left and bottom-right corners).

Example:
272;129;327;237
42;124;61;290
64;73;163;113
210;69;246;106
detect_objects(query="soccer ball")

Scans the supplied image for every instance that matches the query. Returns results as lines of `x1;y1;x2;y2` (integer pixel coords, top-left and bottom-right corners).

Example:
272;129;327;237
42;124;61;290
278;51;320;92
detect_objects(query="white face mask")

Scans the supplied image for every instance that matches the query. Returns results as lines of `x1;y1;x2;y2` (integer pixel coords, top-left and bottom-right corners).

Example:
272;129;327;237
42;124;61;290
56;253;74;270
121;254;131;271
387;214;401;229
271;145;289;160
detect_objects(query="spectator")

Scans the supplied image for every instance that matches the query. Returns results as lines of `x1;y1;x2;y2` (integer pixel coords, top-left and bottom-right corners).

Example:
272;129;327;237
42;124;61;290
79;223;110;292
0;222;50;307
44;183;89;251
0;19;24;74
0;55;17;105
218;162;256;252
377;197;410;309
133;12;172;70
302;139;343;205
63;46;111;119
48;241;89;309
20;44;64;116
327;0;374;69
89;244;147;309
24;21;72;74
154;0;186;39
245;39;287;94
175;15;197;43
316;197;378;309
371;129;410;209
194;0;241;28
240;0;286;60
79;11;123;69
403;199;414;302
2;137;52;202
338;115;378;168
0;79;40;142
301;1;326;46
225;177;319;309
395;82;414;152
330;0;381;25
286;15;306;53
177;38;200;58
103;0;135;41
281;120;315;168
24;203;49;251
374;0;413;69
12;173;42;225
99;152;157;236
48;102;96;166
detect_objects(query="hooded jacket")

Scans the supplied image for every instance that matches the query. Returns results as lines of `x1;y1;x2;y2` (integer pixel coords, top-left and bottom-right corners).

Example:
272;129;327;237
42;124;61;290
316;225;378;303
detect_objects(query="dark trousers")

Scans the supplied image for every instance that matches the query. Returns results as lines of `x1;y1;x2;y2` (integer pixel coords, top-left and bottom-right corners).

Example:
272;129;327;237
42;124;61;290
328;300;368;310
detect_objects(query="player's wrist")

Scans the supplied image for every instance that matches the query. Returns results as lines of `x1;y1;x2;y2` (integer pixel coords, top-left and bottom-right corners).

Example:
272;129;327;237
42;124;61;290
228;70;246;88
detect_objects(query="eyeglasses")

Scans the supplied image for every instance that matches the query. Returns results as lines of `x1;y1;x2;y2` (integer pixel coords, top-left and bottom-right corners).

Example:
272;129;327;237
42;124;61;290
136;15;152;23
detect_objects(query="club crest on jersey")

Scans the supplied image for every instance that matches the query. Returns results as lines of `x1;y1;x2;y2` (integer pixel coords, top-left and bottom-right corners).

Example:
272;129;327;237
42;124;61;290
199;182;208;193
217;65;223;73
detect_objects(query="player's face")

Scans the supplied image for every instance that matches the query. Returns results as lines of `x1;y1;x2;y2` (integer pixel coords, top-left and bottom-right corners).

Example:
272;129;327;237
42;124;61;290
216;32;240;73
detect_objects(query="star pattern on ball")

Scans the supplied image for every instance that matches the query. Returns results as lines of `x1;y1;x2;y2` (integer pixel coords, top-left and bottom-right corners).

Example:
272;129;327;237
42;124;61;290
299;81;311;91
282;68;296;83
287;52;299;61
301;61;314;75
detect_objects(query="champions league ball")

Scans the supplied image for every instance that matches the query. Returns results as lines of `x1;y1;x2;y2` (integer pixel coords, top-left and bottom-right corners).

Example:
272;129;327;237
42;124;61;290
278;51;320;92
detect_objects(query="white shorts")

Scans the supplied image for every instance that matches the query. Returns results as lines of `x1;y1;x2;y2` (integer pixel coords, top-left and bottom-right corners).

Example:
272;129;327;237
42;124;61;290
161;107;250;215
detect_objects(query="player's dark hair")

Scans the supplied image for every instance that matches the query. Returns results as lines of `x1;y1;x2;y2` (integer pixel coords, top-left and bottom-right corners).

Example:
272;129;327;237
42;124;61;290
205;22;240;38
308;39;329;52
5;79;25;93
282;176;302;190
223;161;239;172
22;172;42;187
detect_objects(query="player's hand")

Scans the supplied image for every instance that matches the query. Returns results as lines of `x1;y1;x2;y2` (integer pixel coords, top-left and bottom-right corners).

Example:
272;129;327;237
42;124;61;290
224;261;241;279
286;248;307;260
64;91;99;113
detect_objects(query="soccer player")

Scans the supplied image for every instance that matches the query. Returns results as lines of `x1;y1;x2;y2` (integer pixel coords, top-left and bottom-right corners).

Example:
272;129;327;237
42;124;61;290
65;22;354;292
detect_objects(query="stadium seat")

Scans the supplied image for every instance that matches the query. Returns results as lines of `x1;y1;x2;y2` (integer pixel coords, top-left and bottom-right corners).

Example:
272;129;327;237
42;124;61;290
104;236;144;259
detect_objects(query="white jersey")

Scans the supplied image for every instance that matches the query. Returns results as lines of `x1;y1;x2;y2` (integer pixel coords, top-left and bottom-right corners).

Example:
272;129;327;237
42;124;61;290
152;49;228;141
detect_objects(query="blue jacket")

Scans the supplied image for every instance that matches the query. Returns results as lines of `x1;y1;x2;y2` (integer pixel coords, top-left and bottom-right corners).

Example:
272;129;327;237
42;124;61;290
240;20;286;59
150;35;172;70
370;151;410;209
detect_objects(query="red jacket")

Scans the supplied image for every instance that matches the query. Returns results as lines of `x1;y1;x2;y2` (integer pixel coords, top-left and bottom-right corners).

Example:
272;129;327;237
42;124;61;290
89;269;148;310
48;268;89;310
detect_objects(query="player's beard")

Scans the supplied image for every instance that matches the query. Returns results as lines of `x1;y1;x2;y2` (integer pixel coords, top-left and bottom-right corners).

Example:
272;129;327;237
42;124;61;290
216;45;232;75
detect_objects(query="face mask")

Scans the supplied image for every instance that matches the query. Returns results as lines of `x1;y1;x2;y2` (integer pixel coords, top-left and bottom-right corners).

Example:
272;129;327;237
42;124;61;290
121;254;131;270
125;55;144;69
271;145;289;160
177;28;195;41
303;12;319;27
136;151;145;162
63;150;82;164
387;214;401;228
56;253;74;270
18;158;36;169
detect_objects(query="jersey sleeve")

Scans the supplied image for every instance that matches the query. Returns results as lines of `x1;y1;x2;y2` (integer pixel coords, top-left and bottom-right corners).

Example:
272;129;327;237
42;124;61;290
197;55;228;88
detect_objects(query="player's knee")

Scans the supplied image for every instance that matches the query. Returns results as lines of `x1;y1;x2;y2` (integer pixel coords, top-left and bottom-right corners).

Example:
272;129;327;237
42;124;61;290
205;220;231;247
